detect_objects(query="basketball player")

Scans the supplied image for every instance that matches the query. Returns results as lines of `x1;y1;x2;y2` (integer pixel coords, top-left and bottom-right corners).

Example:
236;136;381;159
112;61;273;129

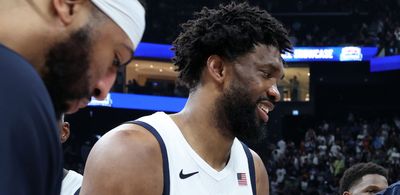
59;115;83;195
81;2;291;195
0;0;145;194
339;162;388;195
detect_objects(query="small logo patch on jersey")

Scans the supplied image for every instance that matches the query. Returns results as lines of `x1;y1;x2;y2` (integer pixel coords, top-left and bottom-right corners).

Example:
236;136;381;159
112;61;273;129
237;173;247;186
179;169;199;179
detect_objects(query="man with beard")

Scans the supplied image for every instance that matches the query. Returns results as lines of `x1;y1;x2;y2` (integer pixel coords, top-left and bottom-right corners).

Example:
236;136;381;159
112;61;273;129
0;0;145;194
81;2;291;195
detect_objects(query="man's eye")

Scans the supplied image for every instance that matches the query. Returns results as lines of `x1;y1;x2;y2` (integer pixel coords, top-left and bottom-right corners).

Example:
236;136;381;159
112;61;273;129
261;71;272;78
366;189;378;194
112;56;121;67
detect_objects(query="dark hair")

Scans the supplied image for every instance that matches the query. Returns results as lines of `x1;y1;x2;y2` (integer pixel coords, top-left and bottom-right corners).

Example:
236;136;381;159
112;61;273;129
172;2;292;89
339;162;388;194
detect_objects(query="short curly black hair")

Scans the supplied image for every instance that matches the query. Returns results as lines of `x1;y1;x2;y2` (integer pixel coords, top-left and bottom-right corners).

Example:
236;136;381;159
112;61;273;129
172;2;292;89
339;162;388;194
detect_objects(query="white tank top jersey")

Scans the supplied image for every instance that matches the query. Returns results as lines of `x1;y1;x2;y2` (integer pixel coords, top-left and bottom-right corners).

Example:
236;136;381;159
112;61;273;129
131;112;257;195
61;170;83;195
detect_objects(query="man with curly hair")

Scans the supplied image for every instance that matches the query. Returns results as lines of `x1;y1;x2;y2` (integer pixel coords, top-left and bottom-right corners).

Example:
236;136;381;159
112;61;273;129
81;2;291;195
339;162;388;195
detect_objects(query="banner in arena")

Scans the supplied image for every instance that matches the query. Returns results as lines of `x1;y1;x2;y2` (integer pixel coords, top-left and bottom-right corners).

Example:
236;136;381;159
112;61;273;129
89;93;186;112
370;55;400;72
134;42;378;62
281;46;377;62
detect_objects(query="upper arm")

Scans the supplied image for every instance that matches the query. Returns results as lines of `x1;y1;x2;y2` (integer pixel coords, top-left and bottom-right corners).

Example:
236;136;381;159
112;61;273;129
251;150;269;195
80;124;164;195
0;51;62;194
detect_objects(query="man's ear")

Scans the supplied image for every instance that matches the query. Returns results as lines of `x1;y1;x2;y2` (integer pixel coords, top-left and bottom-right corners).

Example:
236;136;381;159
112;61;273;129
343;191;351;195
52;0;86;25
206;55;227;85
60;122;71;143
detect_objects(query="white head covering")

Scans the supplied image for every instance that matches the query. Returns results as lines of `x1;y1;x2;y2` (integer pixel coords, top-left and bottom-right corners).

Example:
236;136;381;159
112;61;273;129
91;0;145;49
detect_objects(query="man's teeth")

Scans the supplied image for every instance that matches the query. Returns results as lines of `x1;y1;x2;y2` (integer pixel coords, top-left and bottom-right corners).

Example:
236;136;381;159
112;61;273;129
259;105;269;114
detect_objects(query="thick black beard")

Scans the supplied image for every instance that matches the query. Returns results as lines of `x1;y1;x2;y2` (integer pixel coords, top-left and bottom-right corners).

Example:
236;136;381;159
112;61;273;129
214;80;268;143
42;27;92;120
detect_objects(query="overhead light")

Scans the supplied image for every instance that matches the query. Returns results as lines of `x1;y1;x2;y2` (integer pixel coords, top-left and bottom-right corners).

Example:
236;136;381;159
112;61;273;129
150;65;154;68
292;110;299;116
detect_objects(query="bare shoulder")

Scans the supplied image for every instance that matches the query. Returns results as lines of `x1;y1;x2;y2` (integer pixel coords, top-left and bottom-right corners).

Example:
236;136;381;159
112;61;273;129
80;123;164;195
250;149;269;195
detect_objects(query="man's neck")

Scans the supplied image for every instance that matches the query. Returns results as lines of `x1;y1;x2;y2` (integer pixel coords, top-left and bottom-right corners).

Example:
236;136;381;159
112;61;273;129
0;4;55;70
170;91;234;171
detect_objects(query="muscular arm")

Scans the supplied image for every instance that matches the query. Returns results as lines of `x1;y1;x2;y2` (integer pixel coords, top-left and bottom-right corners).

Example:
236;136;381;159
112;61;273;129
80;124;164;195
0;52;62;195
251;150;269;195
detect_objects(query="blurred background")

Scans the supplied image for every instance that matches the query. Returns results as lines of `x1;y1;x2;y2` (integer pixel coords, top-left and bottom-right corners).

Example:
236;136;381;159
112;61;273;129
64;0;400;194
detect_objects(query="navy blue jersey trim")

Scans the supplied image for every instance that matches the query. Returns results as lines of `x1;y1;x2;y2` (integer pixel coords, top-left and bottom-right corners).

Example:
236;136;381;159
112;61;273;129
127;120;170;195
74;187;80;195
241;142;256;195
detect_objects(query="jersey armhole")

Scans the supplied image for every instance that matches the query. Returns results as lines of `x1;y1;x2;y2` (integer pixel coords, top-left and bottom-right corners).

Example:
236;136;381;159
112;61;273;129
74;187;80;195
241;142;257;195
126;120;170;195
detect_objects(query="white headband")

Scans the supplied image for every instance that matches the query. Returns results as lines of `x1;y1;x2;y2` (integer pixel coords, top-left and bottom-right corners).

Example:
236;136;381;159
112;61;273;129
91;0;145;49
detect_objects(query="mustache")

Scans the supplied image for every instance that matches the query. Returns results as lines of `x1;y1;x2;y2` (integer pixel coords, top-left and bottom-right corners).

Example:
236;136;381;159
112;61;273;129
256;96;276;105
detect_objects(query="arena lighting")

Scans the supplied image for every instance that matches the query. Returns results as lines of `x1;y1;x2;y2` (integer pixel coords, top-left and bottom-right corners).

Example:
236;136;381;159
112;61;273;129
134;42;378;62
89;93;187;112
370;55;400;72
292;110;299;116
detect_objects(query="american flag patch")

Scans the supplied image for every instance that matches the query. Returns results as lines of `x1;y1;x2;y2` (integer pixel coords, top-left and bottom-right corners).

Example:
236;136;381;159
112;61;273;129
237;173;247;186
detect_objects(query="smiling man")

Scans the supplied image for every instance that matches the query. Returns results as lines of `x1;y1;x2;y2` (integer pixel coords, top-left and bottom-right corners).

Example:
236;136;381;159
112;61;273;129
81;2;291;195
0;0;145;194
339;162;389;195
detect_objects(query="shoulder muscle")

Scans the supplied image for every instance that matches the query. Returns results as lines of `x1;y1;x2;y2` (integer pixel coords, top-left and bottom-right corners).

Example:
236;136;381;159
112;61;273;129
80;123;164;195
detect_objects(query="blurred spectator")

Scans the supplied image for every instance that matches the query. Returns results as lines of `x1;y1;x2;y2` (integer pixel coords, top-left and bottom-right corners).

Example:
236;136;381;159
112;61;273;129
59;115;83;195
141;0;400;56
266;114;399;194
395;27;400;53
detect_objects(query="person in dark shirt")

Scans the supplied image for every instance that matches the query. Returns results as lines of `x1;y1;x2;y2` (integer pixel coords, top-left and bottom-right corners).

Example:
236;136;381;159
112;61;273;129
376;181;400;195
0;44;62;195
58;114;83;195
0;0;145;194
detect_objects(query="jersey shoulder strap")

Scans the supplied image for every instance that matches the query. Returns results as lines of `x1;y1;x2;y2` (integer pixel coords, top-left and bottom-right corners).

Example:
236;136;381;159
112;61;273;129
126;120;170;195
240;142;257;195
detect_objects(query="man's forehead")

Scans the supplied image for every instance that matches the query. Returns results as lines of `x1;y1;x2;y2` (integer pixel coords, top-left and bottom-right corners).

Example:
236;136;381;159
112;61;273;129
237;44;283;64
91;0;145;50
352;174;388;191
361;174;388;184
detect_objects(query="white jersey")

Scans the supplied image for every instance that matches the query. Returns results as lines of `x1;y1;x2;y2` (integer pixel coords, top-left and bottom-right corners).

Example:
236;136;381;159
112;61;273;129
61;170;83;195
133;112;256;195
